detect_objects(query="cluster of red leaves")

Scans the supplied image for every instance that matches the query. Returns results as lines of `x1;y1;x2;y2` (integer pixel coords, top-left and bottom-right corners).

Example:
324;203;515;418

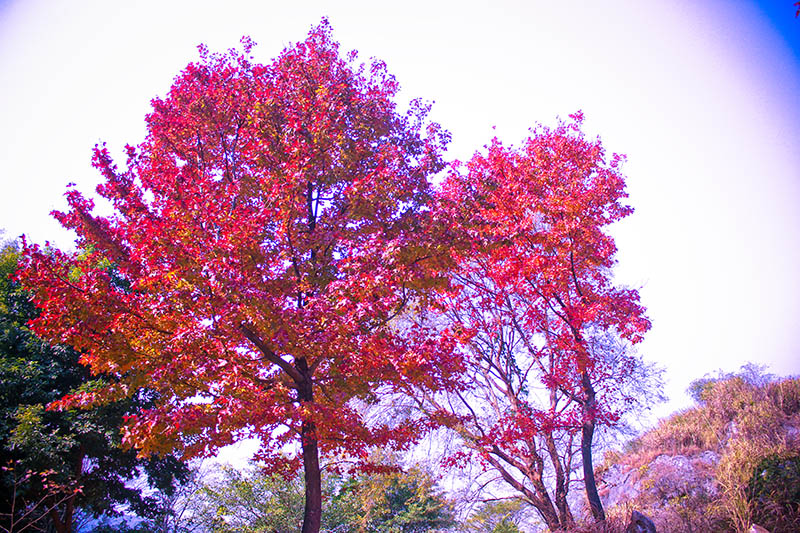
435;112;650;464
18;22;461;470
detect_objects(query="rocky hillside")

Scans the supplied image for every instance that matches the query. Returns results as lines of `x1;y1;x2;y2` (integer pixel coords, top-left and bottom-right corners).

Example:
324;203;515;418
594;375;800;533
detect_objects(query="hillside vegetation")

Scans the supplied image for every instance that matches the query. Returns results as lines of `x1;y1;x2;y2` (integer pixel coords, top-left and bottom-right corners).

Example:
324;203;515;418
595;372;800;533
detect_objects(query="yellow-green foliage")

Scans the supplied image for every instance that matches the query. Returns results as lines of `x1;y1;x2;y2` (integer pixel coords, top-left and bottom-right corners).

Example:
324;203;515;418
635;377;798;458
747;452;800;532
768;378;800;416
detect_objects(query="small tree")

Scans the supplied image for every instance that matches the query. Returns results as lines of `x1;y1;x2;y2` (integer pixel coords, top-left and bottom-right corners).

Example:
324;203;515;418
332;460;456;532
461;500;526;533
150;458;455;533
431;114;652;526
18;22;459;533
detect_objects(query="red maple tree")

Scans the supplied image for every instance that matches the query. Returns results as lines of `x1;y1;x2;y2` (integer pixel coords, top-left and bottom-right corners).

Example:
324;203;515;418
18;22;461;533
433;114;651;525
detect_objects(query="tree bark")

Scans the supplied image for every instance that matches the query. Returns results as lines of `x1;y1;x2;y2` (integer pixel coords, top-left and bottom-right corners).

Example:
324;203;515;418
300;418;322;533
544;431;574;528
48;446;82;533
581;370;606;523
48;498;72;533
297;360;322;533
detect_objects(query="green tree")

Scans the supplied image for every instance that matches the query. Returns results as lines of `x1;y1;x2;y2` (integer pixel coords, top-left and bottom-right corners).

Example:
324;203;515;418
200;464;305;532
490;521;520;533
0;240;188;533
333;464;456;533
461;500;526;533
171;458;456;533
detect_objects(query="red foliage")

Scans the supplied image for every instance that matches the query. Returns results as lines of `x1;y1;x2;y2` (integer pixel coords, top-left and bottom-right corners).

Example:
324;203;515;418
433;114;651;526
439;112;649;416
18;23;461;474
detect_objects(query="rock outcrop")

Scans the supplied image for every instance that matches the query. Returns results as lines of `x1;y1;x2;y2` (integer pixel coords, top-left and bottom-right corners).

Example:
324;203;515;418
598;450;720;513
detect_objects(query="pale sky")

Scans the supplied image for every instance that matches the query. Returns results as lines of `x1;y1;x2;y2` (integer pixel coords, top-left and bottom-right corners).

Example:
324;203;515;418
1;0;798;421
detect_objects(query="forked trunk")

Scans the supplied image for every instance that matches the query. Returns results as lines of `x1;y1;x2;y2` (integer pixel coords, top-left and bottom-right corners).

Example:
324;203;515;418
48;495;74;533
484;450;563;531
543;431;574;528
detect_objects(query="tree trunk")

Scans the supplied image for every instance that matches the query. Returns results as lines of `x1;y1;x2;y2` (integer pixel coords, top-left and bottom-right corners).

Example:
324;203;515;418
48;457;79;533
297;360;322;533
581;371;606;523
544;431;574;528
484;451;562;531
300;417;322;533
48;497;72;533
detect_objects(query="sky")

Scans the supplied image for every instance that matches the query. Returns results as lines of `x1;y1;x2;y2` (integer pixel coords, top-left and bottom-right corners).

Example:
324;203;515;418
1;0;798;424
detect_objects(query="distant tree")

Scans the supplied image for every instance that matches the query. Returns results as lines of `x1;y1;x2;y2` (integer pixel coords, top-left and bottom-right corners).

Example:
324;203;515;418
687;363;776;404
162;458;455;533
332;459;456;533
0;241;188;533
198;464;305;532
429;114;654;527
491;521;521;533
461;500;526;533
121;461;220;533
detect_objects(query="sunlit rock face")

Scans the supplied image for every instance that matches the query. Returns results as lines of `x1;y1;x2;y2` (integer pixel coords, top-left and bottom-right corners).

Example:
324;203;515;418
598;450;720;516
572;451;721;530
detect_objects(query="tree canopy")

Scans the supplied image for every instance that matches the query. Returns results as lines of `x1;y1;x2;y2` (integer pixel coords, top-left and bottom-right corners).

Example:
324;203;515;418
18;21;461;533
14;19;665;533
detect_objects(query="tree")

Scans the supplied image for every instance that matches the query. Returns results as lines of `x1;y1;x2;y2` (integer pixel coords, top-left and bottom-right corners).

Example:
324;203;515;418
197;464;306;532
0;463;82;533
687;363;775;404
124;461;225;533
431;114;652;526
0;240;188;533
331;458;456;533
461;500;526;533
18;22;460;533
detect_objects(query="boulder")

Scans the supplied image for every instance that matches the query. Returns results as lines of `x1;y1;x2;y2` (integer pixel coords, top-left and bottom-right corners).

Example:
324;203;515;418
600;463;642;509
624;510;657;533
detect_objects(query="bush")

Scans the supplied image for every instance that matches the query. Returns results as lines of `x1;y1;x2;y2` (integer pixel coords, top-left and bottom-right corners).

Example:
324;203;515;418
747;453;800;533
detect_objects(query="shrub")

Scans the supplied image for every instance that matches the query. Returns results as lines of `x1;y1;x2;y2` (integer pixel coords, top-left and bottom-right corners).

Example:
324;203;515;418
747;453;800;533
